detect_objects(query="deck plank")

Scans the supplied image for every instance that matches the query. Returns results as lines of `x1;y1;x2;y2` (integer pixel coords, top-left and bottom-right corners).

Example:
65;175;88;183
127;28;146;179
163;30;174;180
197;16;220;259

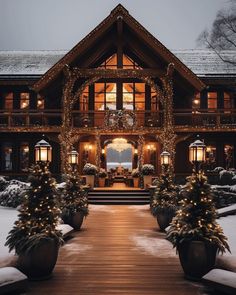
28;205;208;294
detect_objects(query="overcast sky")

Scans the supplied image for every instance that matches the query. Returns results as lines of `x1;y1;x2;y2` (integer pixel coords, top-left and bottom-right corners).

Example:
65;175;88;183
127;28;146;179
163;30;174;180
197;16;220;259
0;0;231;51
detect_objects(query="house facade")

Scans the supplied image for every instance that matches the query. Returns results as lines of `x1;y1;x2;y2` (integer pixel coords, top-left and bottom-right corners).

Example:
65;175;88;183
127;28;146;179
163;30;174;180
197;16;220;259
0;4;235;178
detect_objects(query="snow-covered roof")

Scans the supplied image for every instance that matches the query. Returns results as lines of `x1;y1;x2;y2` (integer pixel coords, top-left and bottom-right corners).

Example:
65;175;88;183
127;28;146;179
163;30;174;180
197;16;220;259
0;49;235;77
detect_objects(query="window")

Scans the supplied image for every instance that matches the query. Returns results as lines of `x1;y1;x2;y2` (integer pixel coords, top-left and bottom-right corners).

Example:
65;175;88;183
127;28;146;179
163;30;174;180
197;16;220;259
192;93;200;109
99;54;141;69
20;93;30;109
224;144;234;169
20;143;29;172
94;83;116;110
37;95;44;109
206;145;216;170
207;92;217;110
122;83;145;110
4;93;13;109
151;87;159;111
224;92;234;112
2;143;13;171
80;86;89;111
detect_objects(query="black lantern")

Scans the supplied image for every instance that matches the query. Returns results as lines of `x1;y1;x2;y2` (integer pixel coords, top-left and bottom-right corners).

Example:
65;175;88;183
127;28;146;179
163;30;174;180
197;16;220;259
160;151;171;166
68;149;79;165
35;139;52;163
189;139;206;172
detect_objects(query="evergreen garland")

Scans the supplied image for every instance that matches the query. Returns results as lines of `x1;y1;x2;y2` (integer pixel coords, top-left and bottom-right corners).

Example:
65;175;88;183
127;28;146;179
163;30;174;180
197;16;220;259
150;168;178;216
166;171;230;253
5;164;62;255
61;166;89;222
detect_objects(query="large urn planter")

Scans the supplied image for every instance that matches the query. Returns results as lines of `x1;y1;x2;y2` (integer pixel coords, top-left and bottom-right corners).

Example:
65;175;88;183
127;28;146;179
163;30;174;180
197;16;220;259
17;239;59;280
143;175;152;188
133;177;139;188
86;175;95;188
62;211;85;230
178;240;217;280
156;209;175;232
99;177;106;187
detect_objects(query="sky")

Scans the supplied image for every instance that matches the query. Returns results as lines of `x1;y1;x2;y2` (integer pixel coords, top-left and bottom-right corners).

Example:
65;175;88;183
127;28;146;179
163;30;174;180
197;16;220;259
0;0;231;51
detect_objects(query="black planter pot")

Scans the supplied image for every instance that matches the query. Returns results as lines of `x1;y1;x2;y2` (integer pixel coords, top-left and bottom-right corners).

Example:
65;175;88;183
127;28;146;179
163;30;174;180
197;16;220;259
17;239;59;280
156;209;175;232
70;211;84;230
178;240;217;281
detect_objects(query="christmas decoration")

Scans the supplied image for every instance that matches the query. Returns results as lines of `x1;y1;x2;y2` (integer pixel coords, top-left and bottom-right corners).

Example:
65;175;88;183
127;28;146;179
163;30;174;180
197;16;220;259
5;163;62;255
166;171;230;253
61;165;89;229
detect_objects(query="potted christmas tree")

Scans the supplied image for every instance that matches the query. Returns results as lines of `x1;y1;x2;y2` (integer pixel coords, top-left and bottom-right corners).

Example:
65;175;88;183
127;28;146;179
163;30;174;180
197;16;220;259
83;163;98;189
98;169;107;187
5;162;62;280
150;167;177;231
61;165;89;230
167;139;230;280
131;168;140;188
141;164;154;188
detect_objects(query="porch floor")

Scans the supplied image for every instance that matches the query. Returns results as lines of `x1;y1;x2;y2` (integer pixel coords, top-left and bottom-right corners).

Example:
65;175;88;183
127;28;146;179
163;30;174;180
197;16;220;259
95;182;142;190
29;205;209;294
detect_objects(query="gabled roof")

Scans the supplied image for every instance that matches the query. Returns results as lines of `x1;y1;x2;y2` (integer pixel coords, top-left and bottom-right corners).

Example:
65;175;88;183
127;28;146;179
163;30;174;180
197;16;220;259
32;4;205;92
0;50;235;78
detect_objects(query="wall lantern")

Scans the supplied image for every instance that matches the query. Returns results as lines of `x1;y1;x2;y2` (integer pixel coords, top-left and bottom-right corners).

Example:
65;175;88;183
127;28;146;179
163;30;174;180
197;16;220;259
160;151;171;166
189;139;206;164
68;149;79;165
35;139;52;163
102;148;105;154
134;148;138;154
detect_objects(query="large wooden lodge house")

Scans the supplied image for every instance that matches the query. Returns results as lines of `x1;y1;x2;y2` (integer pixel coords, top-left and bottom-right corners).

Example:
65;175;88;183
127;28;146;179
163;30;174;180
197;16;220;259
0;4;235;178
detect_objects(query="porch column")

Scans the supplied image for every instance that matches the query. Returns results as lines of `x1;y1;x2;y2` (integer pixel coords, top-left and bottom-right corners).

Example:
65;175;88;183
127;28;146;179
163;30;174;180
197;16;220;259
95;133;101;170
138;134;144;169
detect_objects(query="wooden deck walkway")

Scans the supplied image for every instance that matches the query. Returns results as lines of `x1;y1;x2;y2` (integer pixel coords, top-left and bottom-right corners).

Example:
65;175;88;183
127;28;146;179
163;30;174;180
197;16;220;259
29;205;210;295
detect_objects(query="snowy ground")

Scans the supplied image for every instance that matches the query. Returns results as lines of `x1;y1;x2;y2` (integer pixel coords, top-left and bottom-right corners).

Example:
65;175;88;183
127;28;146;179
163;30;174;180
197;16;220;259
0;205;235;272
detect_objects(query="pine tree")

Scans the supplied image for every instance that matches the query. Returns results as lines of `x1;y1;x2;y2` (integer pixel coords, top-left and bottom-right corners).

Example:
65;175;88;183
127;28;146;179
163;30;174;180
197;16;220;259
61;165;89;223
5;164;62;255
167;171;230;253
151;168;178;216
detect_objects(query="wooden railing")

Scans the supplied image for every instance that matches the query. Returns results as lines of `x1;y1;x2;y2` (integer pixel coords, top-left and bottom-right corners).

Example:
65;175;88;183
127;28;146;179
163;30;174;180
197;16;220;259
0;108;235;129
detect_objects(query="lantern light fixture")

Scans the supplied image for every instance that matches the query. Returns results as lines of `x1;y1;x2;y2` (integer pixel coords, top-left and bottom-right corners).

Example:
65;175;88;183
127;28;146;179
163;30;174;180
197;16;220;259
189;139;206;164
160;151;171;166
35;139;52;163
68;149;79;165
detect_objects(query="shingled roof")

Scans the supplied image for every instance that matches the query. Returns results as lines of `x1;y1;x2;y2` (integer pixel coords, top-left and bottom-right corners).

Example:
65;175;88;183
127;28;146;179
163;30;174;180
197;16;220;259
0;49;235;78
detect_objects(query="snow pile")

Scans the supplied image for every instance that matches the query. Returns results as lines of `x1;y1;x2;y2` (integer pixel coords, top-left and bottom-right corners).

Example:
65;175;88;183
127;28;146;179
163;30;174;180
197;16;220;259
0;267;27;286
0;180;29;208
219;170;236;185
0;207;18;267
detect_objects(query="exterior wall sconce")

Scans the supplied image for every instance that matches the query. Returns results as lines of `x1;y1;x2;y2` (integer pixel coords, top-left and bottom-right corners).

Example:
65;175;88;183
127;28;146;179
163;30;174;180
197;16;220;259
160;151;171;166
68;149;79;165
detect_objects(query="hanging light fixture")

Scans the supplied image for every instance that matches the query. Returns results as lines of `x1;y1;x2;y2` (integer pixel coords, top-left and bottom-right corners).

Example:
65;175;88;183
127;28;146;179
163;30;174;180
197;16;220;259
107;138;131;153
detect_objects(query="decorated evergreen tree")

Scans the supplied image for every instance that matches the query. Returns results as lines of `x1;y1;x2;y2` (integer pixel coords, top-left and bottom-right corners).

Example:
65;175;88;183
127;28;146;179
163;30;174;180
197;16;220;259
150;168;178;216
5;164;62;255
61;165;89;227
167;171;229;253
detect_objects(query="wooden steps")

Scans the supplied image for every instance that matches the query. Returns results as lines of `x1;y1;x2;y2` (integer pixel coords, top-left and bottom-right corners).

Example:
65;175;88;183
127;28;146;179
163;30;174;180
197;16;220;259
88;189;150;205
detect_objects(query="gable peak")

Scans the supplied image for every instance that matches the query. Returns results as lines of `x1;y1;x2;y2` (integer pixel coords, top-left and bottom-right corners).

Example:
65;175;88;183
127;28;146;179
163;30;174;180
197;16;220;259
110;4;129;17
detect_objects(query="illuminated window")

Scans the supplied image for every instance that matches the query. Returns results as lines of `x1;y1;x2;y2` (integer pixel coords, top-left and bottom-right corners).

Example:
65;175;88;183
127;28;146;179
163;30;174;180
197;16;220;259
4;93;13;109
99;54;141;69
100;54;117;69
122;83;145;110
94;83;116;110
2;143;13;171
80;86;89;111
224;144;234;169
122;54;141;69
192;93;201;109
20;143;29;172
207;92;217;110
20;93;30;109
37;95;44;109
206;145;216;169
151;87;159;111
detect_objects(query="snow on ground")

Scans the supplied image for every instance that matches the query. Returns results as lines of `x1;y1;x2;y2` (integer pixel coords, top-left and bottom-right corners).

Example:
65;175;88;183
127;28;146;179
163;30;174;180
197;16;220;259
89;205;117;213
0;207;18;267
62;236;92;258
128;205;150;218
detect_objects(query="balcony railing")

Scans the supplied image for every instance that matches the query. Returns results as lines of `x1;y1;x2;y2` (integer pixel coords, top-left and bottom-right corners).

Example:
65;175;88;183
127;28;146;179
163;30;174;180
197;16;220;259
0;108;235;129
